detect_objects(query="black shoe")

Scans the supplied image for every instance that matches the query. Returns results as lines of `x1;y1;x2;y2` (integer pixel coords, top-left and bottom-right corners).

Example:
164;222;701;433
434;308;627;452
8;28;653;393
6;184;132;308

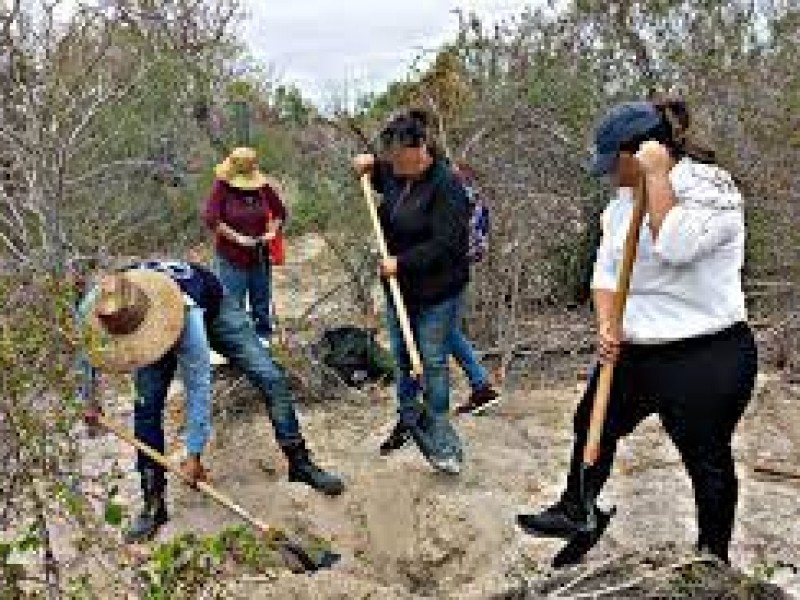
379;419;413;455
696;542;730;566
124;469;168;543
454;385;501;416
254;322;273;337
284;442;345;497
517;498;590;540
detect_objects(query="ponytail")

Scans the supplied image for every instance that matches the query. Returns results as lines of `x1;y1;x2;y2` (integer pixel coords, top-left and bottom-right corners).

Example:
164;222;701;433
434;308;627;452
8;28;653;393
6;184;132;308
650;95;717;165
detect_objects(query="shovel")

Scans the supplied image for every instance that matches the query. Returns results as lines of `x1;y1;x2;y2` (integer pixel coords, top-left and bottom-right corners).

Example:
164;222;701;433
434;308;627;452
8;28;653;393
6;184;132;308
97;414;340;573
554;176;647;568
360;174;423;379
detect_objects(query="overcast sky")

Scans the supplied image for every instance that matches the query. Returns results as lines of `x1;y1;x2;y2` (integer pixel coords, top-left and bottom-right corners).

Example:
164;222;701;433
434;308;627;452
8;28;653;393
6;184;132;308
243;1;536;107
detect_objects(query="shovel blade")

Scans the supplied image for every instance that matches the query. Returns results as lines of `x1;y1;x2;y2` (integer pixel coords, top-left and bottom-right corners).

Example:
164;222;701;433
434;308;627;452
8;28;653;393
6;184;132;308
279;539;341;574
551;506;615;569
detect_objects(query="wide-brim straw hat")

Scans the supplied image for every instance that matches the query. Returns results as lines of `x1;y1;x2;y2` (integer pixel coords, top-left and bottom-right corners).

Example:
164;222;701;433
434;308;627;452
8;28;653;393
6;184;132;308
214;147;269;190
82;270;185;373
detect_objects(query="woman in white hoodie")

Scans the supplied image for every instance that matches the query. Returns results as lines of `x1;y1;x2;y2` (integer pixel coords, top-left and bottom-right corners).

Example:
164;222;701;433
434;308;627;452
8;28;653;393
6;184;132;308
517;99;757;566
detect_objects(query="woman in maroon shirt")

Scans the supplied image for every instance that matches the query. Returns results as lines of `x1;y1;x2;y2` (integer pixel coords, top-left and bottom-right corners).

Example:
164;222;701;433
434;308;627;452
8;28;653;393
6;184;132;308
204;148;286;339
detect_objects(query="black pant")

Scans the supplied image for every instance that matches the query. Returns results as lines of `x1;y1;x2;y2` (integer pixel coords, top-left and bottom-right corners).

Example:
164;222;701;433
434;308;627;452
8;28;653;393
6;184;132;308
562;322;757;558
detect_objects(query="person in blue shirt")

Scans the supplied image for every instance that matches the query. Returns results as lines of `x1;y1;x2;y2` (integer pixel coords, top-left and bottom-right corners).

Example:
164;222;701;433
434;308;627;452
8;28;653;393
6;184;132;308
79;259;344;543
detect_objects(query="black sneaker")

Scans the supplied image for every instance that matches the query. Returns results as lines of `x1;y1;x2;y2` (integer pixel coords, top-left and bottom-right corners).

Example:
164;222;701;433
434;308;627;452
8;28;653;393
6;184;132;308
379;419;413;455
696;542;730;566
454;385;500;416
517;498;589;539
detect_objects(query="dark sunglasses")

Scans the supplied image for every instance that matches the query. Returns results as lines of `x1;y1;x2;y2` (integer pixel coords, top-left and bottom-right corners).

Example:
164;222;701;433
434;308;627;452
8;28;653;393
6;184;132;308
379;122;426;153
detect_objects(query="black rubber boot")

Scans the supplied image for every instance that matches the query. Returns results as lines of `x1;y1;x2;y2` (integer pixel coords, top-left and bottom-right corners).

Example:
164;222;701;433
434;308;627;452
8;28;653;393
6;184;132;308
283;441;345;497
124;468;168;543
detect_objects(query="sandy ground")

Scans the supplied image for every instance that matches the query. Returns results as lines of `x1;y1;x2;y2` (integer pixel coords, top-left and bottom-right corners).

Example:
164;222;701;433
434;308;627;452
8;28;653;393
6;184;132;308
72;366;800;598
68;235;800;598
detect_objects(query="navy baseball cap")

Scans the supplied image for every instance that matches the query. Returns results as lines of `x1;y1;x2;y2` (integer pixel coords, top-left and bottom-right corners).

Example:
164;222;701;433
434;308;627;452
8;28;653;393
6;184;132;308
588;102;663;176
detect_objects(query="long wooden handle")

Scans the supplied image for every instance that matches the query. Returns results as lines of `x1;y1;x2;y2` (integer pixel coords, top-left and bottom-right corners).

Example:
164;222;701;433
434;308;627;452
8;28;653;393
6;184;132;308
98;414;274;534
583;178;648;466
360;174;424;378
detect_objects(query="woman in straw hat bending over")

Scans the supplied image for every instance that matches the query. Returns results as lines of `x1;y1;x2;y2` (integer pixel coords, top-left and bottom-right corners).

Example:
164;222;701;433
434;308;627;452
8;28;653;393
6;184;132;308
79;259;344;542
80;265;216;542
205;147;284;341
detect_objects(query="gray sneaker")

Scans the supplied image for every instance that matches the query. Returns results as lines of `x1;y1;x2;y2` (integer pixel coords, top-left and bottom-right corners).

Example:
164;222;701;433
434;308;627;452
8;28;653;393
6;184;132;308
433;454;462;475
412;414;463;475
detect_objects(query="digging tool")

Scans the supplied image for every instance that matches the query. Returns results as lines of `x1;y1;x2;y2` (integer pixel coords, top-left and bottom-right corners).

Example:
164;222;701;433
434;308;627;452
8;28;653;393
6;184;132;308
360;174;423;378
554;176;648;568
97;414;340;573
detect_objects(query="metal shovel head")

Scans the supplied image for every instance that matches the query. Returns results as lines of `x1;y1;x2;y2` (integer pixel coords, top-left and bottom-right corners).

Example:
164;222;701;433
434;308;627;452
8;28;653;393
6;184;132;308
551;506;616;569
278;538;341;574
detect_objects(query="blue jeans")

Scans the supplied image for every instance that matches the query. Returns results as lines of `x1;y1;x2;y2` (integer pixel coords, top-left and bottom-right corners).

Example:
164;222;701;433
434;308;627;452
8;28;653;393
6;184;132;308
79;296;301;487
449;327;489;390
206;294;301;445
134;306;212;479
213;252;272;335
386;294;462;424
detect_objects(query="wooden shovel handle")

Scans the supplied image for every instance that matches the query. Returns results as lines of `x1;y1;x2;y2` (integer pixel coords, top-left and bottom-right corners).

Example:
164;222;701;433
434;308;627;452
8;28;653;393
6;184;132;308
97;414;274;534
583;178;648;466
360;174;424;378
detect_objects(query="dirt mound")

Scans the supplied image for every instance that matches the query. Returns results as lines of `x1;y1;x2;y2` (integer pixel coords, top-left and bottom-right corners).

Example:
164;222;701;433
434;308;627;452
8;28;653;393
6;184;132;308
72;236;800;598
144;373;800;599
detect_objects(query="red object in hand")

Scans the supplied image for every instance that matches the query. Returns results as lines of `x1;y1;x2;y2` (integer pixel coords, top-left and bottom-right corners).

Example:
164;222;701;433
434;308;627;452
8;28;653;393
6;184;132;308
268;231;285;266
83;408;101;427
266;208;285;266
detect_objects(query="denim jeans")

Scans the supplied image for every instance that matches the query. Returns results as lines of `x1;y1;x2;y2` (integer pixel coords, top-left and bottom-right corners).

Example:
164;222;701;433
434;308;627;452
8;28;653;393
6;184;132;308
213;252;272;335
206;294;301;445
386;294;462;422
449;327;489;390
134;305;212;477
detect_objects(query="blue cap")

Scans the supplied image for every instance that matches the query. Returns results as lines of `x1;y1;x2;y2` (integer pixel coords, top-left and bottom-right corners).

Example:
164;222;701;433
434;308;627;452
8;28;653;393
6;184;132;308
588;102;663;176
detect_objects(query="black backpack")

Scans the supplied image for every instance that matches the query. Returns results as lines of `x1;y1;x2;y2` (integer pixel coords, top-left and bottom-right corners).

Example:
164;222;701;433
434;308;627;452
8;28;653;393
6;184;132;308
316;326;395;387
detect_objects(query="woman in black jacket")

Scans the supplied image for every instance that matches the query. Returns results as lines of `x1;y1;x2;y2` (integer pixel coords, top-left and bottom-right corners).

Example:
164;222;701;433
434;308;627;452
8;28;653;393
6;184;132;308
354;110;470;474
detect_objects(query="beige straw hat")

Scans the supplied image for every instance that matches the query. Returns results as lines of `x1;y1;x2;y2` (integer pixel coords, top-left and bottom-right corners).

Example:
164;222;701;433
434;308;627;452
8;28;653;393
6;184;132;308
83;270;185;373
214;147;269;190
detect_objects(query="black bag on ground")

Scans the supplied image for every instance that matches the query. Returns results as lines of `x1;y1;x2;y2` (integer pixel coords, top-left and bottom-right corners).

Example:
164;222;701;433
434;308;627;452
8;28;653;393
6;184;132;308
316;326;395;387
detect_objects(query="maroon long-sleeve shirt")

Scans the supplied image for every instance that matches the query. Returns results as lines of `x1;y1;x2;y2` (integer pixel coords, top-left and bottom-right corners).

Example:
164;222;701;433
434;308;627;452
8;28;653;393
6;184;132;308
204;179;287;268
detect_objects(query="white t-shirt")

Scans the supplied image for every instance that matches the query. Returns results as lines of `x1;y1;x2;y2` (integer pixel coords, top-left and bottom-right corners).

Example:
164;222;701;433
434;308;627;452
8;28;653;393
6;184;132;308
591;157;747;344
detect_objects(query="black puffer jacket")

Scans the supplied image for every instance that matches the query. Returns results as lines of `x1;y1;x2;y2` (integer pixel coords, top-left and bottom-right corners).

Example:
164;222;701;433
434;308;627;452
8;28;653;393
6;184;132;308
372;158;469;311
